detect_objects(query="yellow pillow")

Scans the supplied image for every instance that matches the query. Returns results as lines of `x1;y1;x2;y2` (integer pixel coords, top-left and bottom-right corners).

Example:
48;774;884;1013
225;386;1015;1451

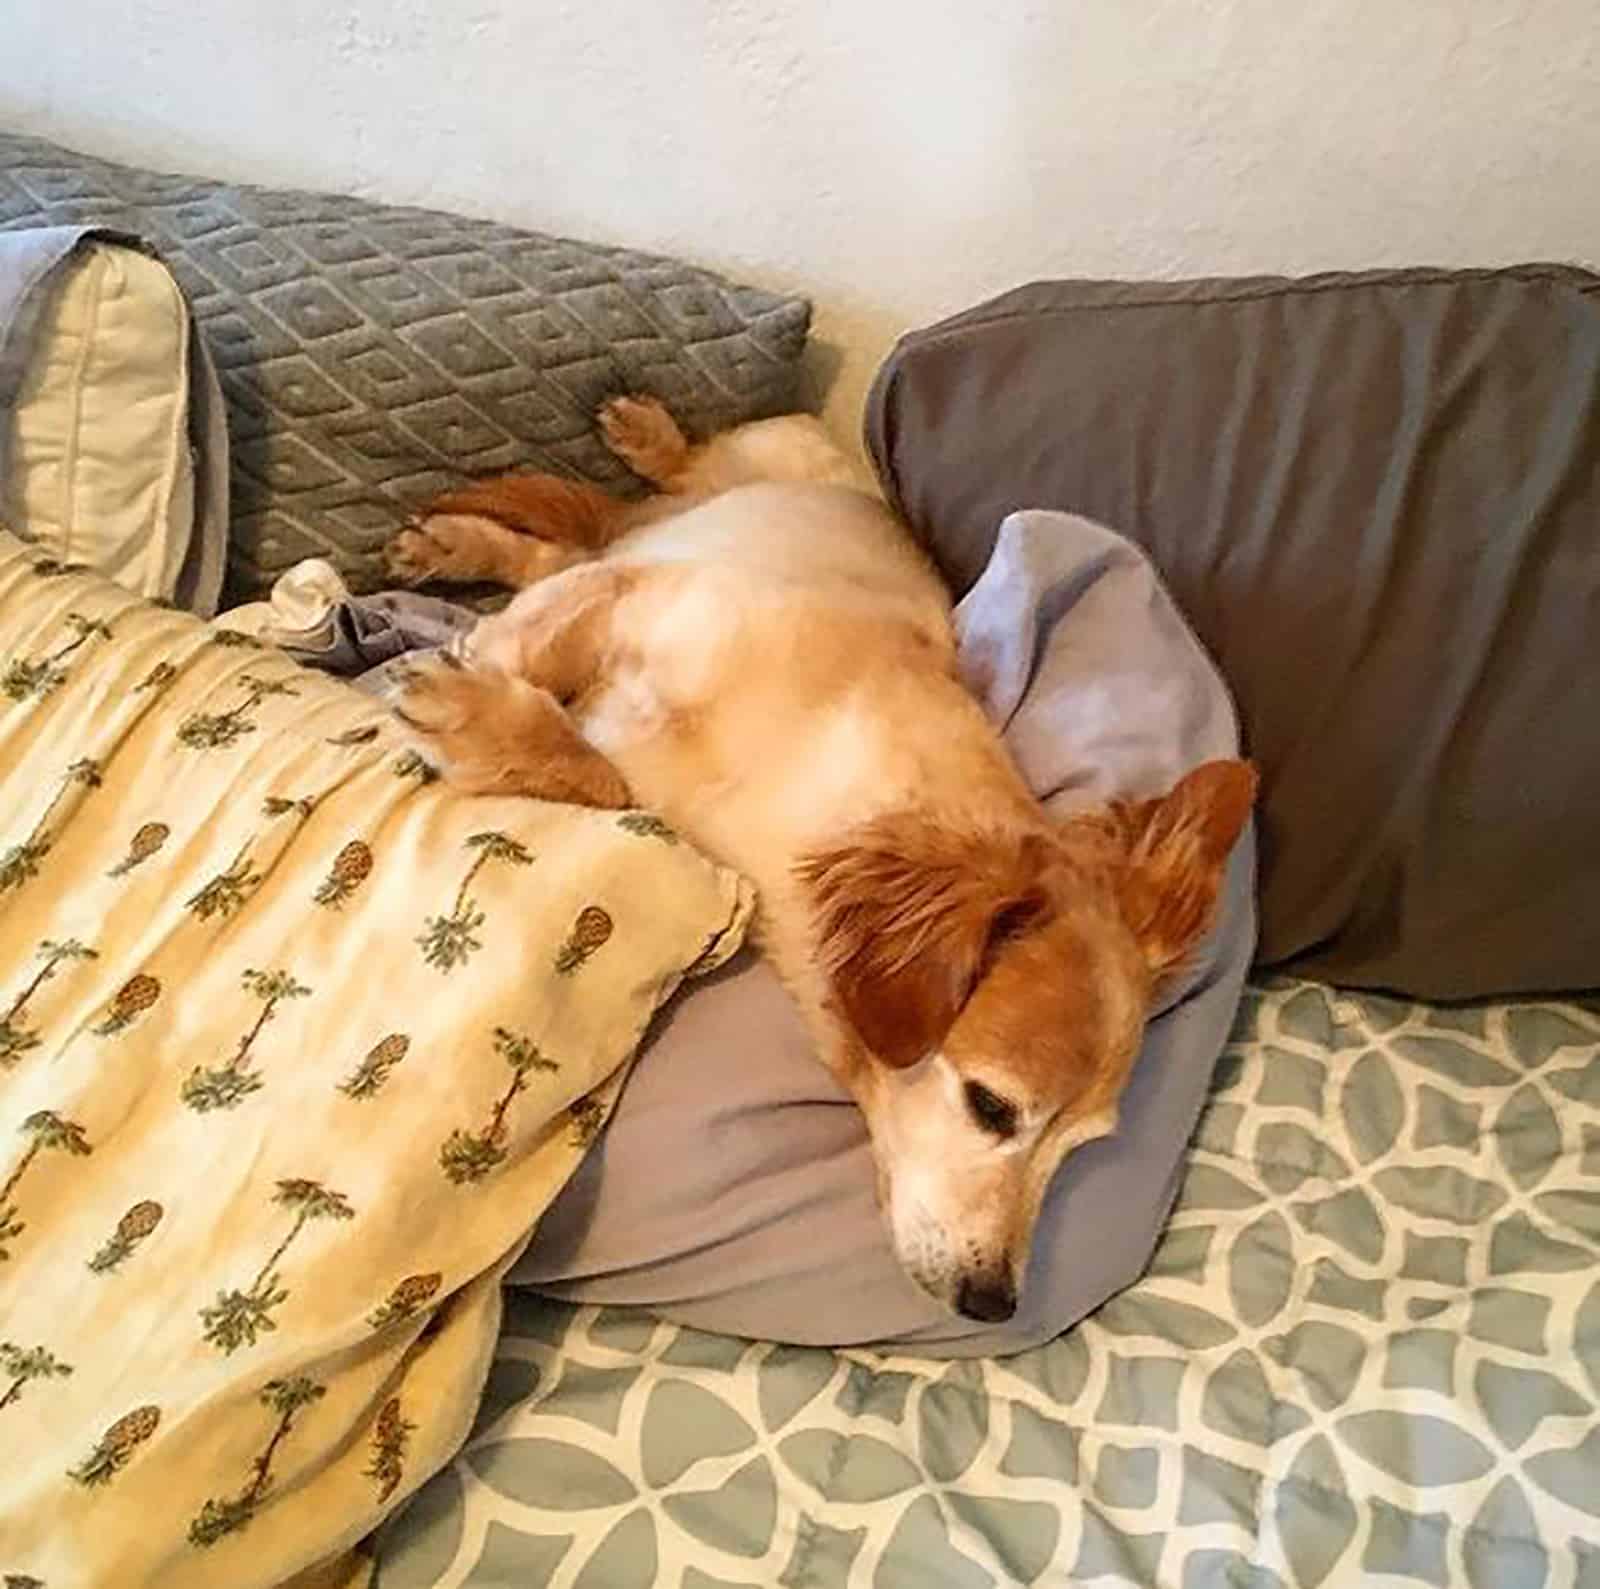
6;241;195;600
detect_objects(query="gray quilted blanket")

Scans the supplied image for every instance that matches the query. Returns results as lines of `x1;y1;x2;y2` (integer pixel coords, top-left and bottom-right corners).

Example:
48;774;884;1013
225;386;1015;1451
0;131;810;602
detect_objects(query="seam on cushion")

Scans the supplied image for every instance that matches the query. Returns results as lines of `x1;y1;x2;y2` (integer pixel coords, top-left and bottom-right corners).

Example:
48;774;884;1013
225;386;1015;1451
144;252;192;597
890;264;1600;358
862;359;909;527
622;882;754;1066
58;248;108;562
693;890;753;973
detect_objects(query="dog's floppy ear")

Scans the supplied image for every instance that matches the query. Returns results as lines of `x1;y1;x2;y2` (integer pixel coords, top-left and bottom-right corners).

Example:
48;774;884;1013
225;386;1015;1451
796;817;1046;1068
1110;759;1257;975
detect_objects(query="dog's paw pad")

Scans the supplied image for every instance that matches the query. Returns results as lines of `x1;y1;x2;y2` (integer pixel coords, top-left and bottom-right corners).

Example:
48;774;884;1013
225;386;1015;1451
390;655;631;808
386;522;449;584
389;653;485;735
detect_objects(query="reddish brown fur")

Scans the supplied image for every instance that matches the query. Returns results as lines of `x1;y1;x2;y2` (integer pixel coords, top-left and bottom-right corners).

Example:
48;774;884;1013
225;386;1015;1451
799;818;1049;1069
600;394;695;487
387;395;1259;1319
425;473;634;551
468;562;642;701
951;923;1131;1118
393;659;630;807
1098;760;1260;978
801;760;1257;1108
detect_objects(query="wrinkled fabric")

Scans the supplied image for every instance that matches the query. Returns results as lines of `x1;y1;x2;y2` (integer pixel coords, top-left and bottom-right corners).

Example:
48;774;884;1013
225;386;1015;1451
0;532;752;1587
259;517;1255;1351
222;558;477;697
383;976;1600;1588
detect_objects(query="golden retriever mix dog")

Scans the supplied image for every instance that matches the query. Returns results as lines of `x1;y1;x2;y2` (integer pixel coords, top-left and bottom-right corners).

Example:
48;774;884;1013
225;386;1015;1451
388;398;1255;1322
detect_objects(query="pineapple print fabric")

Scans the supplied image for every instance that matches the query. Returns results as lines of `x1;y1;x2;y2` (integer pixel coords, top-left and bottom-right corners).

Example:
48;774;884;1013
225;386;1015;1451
0;532;753;1586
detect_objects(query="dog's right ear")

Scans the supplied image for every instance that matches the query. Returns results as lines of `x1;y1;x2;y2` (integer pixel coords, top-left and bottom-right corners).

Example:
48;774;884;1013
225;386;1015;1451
796;817;1046;1069
1108;759;1257;977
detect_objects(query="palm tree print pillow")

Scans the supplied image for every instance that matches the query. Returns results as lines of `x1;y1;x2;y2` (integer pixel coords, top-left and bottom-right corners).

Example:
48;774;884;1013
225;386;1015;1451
0;530;752;1587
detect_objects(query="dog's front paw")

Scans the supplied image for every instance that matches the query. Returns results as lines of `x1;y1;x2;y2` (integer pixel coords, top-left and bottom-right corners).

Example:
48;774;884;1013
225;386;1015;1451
390;649;477;735
391;653;632;808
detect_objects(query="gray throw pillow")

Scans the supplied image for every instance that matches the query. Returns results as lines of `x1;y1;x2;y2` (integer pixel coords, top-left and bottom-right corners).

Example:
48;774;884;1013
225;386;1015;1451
0;131;810;603
513;511;1255;1355
864;268;1600;1000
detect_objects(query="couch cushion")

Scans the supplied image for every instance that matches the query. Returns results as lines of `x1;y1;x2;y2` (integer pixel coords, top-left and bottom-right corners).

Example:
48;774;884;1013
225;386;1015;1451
0;131;811;602
0;225;230;615
865;267;1600;999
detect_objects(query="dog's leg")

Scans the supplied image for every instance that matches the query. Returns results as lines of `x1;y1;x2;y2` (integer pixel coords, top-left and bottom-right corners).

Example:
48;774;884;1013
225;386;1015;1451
392;563;636;807
601;394;865;496
386;474;632;590
386;512;586;589
465;562;636;701
393;655;630;806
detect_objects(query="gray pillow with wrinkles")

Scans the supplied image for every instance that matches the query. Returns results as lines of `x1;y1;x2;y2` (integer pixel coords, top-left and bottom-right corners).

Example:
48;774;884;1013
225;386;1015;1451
512;510;1256;1355
865;268;1600;1000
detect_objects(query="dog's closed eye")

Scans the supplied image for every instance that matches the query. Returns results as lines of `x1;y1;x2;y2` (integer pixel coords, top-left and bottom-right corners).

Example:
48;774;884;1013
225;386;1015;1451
964;1080;1018;1139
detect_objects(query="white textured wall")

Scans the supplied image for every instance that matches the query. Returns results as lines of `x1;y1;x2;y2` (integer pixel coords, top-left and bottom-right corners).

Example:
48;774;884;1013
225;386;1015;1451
5;1;1598;438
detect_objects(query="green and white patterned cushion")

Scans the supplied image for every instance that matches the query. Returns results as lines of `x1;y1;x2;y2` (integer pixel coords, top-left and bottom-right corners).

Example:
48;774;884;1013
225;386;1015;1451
376;977;1600;1589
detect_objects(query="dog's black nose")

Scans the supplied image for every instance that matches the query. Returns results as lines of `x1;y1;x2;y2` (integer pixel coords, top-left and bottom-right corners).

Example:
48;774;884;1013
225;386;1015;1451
955;1274;1016;1323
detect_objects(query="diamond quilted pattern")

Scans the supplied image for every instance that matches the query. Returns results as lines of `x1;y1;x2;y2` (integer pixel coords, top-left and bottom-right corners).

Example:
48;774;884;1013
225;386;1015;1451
0;132;810;600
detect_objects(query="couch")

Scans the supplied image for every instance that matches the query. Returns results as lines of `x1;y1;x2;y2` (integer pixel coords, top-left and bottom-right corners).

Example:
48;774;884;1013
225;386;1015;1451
2;131;1596;1589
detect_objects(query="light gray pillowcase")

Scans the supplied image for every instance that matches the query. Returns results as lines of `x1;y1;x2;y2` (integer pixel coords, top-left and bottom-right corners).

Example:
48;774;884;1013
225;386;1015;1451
512;511;1256;1355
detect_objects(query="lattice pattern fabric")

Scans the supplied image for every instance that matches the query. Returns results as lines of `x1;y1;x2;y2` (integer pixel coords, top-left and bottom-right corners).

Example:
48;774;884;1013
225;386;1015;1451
0;131;811;600
378;978;1600;1588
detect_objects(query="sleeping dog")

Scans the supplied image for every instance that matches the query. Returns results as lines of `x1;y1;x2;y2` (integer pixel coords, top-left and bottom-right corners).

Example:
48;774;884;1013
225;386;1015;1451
387;398;1255;1322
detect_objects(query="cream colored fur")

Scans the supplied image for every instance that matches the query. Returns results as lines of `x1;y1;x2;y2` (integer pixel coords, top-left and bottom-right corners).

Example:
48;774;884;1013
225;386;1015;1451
388;401;1254;1320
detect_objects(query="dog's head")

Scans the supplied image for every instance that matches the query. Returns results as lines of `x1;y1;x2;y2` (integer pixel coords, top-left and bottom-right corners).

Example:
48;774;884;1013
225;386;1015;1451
797;759;1256;1322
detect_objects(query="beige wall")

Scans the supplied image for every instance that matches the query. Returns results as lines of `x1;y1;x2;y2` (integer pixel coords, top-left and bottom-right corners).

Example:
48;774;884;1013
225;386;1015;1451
6;0;1597;441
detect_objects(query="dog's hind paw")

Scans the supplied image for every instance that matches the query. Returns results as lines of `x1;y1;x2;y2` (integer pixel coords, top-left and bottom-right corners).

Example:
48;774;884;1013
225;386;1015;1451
599;395;690;485
386;515;500;585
